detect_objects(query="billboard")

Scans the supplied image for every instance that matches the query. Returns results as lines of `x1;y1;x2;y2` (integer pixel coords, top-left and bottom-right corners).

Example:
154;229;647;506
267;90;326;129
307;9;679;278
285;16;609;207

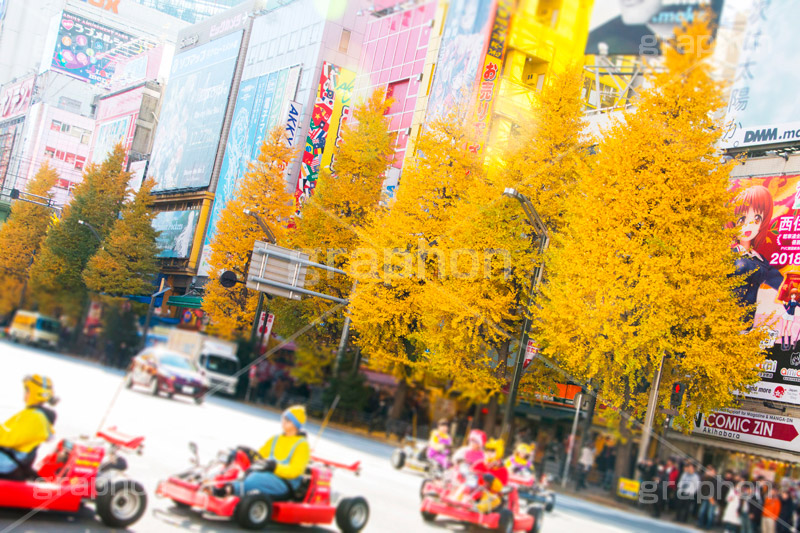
197;67;295;276
584;0;723;56
148;30;243;192
153;210;200;259
721;0;800;149
92;86;144;164
294;62;354;213
426;0;496;122
50;11;136;84
730;174;800;403
0;76;34;120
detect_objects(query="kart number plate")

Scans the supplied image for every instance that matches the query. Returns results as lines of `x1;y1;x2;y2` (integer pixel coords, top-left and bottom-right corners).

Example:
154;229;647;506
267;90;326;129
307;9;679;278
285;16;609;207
182;386;194;394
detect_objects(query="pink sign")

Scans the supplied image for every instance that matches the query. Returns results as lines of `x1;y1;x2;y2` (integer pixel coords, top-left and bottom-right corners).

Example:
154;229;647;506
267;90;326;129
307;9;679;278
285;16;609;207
0;76;34;120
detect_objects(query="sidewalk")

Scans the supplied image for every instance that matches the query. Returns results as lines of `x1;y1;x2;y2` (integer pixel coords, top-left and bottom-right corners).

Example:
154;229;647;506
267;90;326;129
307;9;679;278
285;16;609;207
554;484;713;532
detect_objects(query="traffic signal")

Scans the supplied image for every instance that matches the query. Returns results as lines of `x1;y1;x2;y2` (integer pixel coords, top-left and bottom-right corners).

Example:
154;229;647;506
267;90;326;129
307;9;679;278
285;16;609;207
9;188;19;200
670;382;685;408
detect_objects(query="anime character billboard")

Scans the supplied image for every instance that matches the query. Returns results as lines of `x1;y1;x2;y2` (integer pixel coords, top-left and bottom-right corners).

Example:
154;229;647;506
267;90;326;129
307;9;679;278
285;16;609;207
426;0;496;122
732;175;800;404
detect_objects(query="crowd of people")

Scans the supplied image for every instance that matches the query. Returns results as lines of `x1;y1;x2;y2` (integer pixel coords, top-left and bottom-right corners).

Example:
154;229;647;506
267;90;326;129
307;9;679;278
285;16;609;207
636;458;798;533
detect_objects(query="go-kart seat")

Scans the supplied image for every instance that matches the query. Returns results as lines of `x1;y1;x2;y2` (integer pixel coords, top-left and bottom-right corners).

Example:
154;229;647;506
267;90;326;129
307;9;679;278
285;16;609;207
0;447;38;481
272;469;312;502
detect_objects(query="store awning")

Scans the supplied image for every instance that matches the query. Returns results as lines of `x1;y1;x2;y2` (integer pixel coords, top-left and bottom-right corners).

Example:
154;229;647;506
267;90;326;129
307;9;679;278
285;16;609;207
167;295;203;309
515;402;578;421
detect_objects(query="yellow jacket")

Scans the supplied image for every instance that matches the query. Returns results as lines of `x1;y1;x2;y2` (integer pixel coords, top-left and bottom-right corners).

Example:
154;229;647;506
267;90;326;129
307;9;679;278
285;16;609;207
0;407;54;453
258;434;310;481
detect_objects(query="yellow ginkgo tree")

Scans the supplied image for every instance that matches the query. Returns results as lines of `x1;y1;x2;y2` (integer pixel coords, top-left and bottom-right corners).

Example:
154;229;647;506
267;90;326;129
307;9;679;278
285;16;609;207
534;16;766;453
202;128;296;340
0;162;59;316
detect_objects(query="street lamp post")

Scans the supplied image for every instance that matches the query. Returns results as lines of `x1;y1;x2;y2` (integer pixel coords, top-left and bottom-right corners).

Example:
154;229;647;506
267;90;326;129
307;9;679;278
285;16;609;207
78;219;102;243
500;188;549;442
243;210;277;349
141;282;172;350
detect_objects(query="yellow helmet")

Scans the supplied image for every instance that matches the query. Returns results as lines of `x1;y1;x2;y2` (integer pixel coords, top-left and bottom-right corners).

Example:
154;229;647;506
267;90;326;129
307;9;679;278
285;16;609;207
24;375;55;406
485;438;505;460
515;443;532;457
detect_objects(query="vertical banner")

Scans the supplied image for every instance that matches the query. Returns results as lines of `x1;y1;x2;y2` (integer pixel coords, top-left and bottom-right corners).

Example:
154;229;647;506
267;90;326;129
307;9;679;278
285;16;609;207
198;68;292;276
470;0;512;154
426;0;496;122
294;62;341;213
319;67;355;173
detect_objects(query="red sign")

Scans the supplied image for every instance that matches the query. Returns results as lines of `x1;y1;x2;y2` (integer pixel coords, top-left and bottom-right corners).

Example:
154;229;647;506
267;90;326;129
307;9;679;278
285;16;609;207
523;340;538;369
692;408;800;452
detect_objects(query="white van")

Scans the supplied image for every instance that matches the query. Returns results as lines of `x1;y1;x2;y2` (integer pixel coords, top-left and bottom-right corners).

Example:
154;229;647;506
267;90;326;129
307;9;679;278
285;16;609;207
166;330;240;395
8;310;60;349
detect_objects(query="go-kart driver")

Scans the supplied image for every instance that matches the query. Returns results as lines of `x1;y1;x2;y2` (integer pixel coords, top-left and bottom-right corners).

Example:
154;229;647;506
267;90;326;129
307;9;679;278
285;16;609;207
427;418;452;470
472;438;509;512
229;405;310;499
0;375;57;479
452;429;486;467
505;443;535;477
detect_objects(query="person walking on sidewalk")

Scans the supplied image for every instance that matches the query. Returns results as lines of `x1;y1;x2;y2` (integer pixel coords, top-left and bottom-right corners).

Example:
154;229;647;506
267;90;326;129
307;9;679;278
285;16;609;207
722;482;742;533
575;444;595;491
740;484;755;533
777;486;794;533
762;488;780;533
676;463;701;522
697;465;720;529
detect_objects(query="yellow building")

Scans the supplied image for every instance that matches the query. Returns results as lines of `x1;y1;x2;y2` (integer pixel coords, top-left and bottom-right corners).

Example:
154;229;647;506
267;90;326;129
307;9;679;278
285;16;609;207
406;0;593;163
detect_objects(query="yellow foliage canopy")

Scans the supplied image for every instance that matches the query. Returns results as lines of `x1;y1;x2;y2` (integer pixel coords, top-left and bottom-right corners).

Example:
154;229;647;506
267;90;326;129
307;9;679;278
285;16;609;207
202;128;297;341
0;162;59;315
534;17;766;428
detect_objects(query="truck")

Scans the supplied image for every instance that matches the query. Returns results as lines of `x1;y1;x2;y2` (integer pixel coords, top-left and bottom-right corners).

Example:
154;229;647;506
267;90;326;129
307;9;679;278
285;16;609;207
8;310;60;349
166;329;241;396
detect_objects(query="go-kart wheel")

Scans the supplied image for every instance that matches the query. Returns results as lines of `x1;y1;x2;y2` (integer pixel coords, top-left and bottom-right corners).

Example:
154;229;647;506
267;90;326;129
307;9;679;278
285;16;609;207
527;505;544;533
421;510;437;523
497;509;514;533
194;396;204;405
124;373;133;389
390;449;405;469
335;496;370;533
419;479;427;500
235;493;272;530
95;478;147;528
545;494;555;512
148;377;159;396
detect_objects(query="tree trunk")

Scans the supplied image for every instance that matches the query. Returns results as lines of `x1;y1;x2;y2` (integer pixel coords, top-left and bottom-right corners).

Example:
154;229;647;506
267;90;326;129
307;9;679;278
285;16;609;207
612;417;634;496
389;379;408;421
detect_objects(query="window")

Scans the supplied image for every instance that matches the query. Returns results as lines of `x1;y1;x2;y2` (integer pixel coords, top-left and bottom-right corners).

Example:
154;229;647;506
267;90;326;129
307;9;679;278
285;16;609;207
75;156;85;170
44;146;55;158
339;29;351;53
60;123;71;133
522;56;548;88
80;132;91;145
50;120;62;132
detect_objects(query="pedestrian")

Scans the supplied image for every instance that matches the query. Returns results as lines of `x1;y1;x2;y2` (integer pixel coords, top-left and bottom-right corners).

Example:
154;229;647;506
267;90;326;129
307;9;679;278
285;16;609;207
697;465;720;529
777;487;794;533
762;487;780;533
676;463;701;522
722;482;742;533
751;479;766;533
665;459;679;512
575;443;594;491
740;484;755;533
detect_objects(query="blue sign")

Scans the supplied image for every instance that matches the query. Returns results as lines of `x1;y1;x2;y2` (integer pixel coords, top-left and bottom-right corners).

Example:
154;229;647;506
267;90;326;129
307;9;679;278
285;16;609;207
148;31;243;192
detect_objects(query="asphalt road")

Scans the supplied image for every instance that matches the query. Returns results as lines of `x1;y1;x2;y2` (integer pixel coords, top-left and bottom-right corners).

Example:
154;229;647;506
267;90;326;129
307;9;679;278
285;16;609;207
0;342;697;533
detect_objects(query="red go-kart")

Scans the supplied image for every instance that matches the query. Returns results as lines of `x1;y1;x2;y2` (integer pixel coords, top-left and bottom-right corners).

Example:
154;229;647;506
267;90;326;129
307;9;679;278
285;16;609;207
0;427;148;528
156;442;370;531
420;463;543;533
